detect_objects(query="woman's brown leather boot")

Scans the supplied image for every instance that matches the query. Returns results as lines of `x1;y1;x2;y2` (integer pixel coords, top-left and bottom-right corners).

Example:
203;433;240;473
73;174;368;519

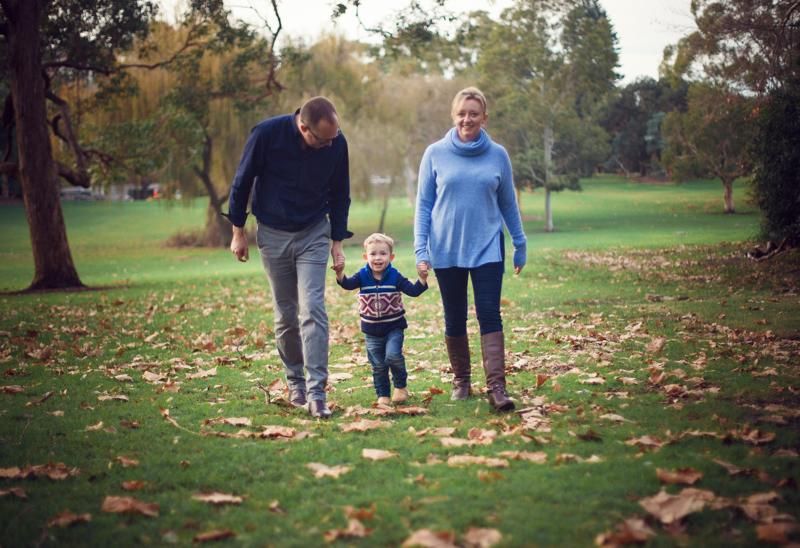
480;331;515;412
445;335;472;400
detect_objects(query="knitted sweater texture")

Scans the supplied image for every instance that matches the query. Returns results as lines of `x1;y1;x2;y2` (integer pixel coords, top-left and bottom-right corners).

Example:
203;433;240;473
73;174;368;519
414;128;526;269
337;264;427;336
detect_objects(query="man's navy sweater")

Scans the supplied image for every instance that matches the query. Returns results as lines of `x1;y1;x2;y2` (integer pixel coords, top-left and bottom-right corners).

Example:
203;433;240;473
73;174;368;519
227;111;352;241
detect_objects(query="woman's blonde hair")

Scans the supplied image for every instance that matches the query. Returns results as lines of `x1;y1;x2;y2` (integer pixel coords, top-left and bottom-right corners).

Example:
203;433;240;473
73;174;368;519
363;232;394;253
451;86;488;117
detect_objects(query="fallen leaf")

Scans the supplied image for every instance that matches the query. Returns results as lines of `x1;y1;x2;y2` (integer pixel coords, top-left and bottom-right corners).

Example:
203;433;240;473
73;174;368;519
756;521;798;544
498;451;547;464
656;467;703;485
0;487;27;499
101;495;159;517
306;463;351;479
324;518;371;542
595;517;656;546
115;456;139;468
362;449;398;461
624;435;665;452
203;417;252;427
142;371;167;383
447;456;508;468
463;527;502;548
1;385;24;394
122;481;146;491
402;529;458;548
639;488;715;524
536;375;550;388
467;428;497;445
340;419;391;433
47;511;92;528
186;367;217;380
194;529;236;543
85;421;104;431
192;492;244;505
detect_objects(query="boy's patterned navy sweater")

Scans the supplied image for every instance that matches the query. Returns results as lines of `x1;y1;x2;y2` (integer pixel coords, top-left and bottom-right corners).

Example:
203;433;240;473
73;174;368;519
337;263;427;336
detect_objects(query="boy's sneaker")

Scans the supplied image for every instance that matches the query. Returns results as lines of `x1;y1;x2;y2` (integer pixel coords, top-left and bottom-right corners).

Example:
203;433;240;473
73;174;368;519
377;396;391;406
391;387;409;404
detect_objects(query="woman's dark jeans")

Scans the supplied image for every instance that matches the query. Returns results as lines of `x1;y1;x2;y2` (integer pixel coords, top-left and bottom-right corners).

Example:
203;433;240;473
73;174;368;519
434;261;503;337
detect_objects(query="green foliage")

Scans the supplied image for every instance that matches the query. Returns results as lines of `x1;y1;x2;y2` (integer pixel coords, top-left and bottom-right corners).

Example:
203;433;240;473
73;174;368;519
751;80;800;244
662;83;755;186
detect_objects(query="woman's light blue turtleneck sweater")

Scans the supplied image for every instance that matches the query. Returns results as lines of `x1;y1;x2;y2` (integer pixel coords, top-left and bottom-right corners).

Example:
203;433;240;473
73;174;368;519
414;127;527;269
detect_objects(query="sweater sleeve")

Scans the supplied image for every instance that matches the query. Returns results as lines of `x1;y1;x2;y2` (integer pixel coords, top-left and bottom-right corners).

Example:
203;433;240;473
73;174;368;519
336;273;361;290
227;126;266;228
328;136;353;241
396;273;428;297
497;148;527;248
414;146;436;265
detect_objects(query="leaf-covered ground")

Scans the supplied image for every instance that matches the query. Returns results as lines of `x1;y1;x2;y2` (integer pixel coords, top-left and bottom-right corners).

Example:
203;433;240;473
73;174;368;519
2;240;798;546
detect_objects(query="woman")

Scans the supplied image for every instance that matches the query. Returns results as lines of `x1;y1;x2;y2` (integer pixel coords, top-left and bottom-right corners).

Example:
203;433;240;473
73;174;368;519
414;86;526;413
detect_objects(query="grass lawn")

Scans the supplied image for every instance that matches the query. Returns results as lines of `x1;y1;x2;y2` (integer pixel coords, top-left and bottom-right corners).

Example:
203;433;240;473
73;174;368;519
1;176;798;546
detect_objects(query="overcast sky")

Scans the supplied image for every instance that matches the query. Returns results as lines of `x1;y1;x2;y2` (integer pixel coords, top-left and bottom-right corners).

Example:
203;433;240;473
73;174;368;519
161;1;696;84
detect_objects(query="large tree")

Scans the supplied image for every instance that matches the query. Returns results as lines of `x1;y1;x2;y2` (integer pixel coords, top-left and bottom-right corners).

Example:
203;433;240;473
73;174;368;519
474;0;618;231
0;0;159;290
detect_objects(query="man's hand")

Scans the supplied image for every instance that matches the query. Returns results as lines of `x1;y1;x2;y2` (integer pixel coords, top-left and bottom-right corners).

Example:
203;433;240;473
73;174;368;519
417;261;430;280
231;226;249;262
331;240;345;272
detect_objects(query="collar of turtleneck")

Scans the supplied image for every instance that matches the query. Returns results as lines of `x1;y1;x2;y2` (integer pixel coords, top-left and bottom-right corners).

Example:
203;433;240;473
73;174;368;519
447;127;491;157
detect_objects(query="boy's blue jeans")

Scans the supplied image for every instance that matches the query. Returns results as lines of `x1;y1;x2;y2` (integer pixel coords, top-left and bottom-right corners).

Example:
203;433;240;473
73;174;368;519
364;328;407;398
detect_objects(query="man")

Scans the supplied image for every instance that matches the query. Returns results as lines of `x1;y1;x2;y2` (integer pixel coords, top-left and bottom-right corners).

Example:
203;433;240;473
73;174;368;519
228;96;351;419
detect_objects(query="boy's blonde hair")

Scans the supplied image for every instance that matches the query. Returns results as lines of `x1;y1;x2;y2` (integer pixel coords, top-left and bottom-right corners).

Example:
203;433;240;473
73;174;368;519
363;232;394;253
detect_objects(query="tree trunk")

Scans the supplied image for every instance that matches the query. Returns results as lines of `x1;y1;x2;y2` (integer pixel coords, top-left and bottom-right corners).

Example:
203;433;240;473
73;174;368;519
195;133;231;247
543;123;555;232
722;178;735;214
544;188;554;232
377;182;391;234
4;0;84;290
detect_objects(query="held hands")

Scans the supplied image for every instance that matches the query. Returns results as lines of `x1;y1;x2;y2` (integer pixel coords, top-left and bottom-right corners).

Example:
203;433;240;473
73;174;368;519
417;261;430;284
231;227;249;262
330;241;345;279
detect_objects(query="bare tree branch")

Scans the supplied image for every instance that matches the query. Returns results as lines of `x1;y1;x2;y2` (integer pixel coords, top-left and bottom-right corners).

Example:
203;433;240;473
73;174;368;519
46;89;90;187
55;161;90;188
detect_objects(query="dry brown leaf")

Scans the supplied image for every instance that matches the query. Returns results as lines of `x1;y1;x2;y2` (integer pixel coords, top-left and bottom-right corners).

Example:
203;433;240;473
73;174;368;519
0;467;22;479
624;435;665;451
160;408;180;428
712;458;750;476
259;425;299;439
268;499;285;513
646;337;666;353
97;394;129;402
121;480;146;491
599;413;631;423
498;451;547;464
447;455;508;468
401;529;458;548
194;529;236;543
0;487;27;499
192;492;244;505
536;375;550;388
115;456;139;468
439;437;472;448
595;517;656;546
1;385;24;394
85;421;105;431
756;521;798;544
47;511;92;528
101;495;159;517
467;428;497;445
142;371;167;383
639;488;715;524
324;518;371;542
393;406;428;415
186;367;217;380
656;467;703;485
344;504;376;520
306;463;351;479
463;527;502;548
362;449;398;461
204;416;252;427
114;374;134;382
413;427;456;438
340;419;391;433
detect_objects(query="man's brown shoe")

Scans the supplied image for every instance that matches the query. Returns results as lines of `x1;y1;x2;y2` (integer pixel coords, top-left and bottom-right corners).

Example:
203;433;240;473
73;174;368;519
308;399;332;419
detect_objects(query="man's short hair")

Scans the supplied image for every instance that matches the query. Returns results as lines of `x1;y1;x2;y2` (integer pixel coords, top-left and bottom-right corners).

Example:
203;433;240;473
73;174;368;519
363;233;394;253
300;96;338;128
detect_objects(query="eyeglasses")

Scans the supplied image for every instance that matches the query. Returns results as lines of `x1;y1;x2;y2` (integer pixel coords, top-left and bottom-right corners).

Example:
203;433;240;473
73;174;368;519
301;120;341;145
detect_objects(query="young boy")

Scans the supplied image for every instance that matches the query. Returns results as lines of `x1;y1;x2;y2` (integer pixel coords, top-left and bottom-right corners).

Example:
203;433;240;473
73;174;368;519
334;233;428;405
